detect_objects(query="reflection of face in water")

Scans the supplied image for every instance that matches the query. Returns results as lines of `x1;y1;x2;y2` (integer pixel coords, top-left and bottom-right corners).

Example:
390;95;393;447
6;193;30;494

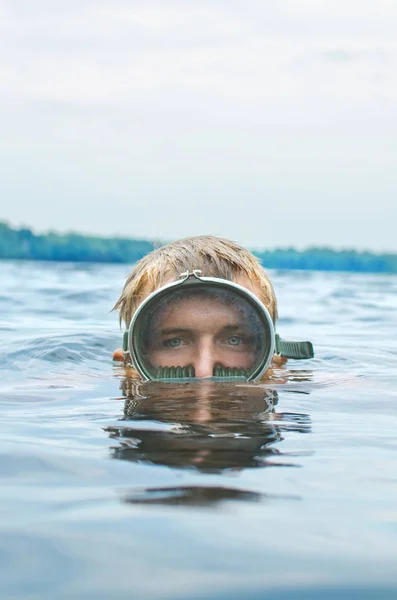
108;379;311;473
141;289;265;379
123;379;278;423
107;379;311;506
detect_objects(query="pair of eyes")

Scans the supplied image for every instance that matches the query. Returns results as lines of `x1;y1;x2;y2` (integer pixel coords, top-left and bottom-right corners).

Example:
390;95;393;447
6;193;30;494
163;335;247;348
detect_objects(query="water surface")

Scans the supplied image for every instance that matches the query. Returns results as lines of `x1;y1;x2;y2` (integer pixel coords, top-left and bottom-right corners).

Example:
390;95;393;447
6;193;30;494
1;260;396;600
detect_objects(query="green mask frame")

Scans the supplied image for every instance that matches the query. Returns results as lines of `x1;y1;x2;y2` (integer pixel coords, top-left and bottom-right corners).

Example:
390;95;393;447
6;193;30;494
122;270;314;382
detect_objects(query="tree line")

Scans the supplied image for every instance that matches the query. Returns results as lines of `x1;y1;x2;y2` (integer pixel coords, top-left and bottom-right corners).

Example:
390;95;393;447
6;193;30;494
0;221;154;264
0;221;396;274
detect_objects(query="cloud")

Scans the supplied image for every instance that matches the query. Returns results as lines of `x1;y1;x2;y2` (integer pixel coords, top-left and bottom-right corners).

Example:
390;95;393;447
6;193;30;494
322;50;356;62
321;47;394;64
1;0;396;105
0;0;397;251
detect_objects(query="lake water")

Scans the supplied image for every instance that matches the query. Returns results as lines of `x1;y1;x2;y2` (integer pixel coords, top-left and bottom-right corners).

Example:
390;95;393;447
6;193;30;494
1;260;397;600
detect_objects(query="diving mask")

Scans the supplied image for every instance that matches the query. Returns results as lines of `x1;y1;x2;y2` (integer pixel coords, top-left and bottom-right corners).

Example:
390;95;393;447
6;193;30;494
122;270;314;381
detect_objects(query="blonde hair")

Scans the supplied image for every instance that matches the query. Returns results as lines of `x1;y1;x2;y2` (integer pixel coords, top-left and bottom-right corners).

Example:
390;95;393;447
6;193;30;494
113;235;278;327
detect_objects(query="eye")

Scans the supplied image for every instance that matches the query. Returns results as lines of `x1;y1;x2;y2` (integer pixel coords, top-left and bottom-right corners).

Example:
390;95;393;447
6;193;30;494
164;338;182;348
227;336;242;346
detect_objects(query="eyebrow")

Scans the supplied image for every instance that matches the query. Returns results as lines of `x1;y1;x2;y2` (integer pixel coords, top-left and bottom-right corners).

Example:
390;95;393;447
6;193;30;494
157;328;194;335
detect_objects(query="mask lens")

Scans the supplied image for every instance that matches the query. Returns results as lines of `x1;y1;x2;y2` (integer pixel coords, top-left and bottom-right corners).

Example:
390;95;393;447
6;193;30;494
130;280;274;381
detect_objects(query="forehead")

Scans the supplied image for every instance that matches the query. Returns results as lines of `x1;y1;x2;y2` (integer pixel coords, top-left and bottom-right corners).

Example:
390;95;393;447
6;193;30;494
155;294;244;327
152;285;253;324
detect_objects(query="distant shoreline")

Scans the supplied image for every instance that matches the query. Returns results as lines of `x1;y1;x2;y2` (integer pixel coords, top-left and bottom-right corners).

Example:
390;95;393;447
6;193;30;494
1;222;396;274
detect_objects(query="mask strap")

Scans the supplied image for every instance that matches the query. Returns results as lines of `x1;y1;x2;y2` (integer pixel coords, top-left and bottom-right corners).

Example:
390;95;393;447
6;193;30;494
121;331;132;364
275;334;314;359
123;331;129;351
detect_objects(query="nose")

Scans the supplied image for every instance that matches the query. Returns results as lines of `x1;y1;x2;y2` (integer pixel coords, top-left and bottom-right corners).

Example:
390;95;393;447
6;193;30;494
194;338;217;378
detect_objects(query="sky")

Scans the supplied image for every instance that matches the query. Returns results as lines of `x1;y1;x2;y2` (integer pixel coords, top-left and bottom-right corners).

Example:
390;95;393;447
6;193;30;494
1;0;396;252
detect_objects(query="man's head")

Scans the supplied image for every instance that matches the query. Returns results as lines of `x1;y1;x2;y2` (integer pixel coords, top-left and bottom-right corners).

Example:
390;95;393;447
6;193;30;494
114;236;314;380
114;235;278;329
113;236;279;380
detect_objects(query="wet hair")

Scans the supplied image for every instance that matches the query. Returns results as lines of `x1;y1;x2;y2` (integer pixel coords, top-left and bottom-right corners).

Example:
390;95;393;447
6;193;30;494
113;235;278;327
